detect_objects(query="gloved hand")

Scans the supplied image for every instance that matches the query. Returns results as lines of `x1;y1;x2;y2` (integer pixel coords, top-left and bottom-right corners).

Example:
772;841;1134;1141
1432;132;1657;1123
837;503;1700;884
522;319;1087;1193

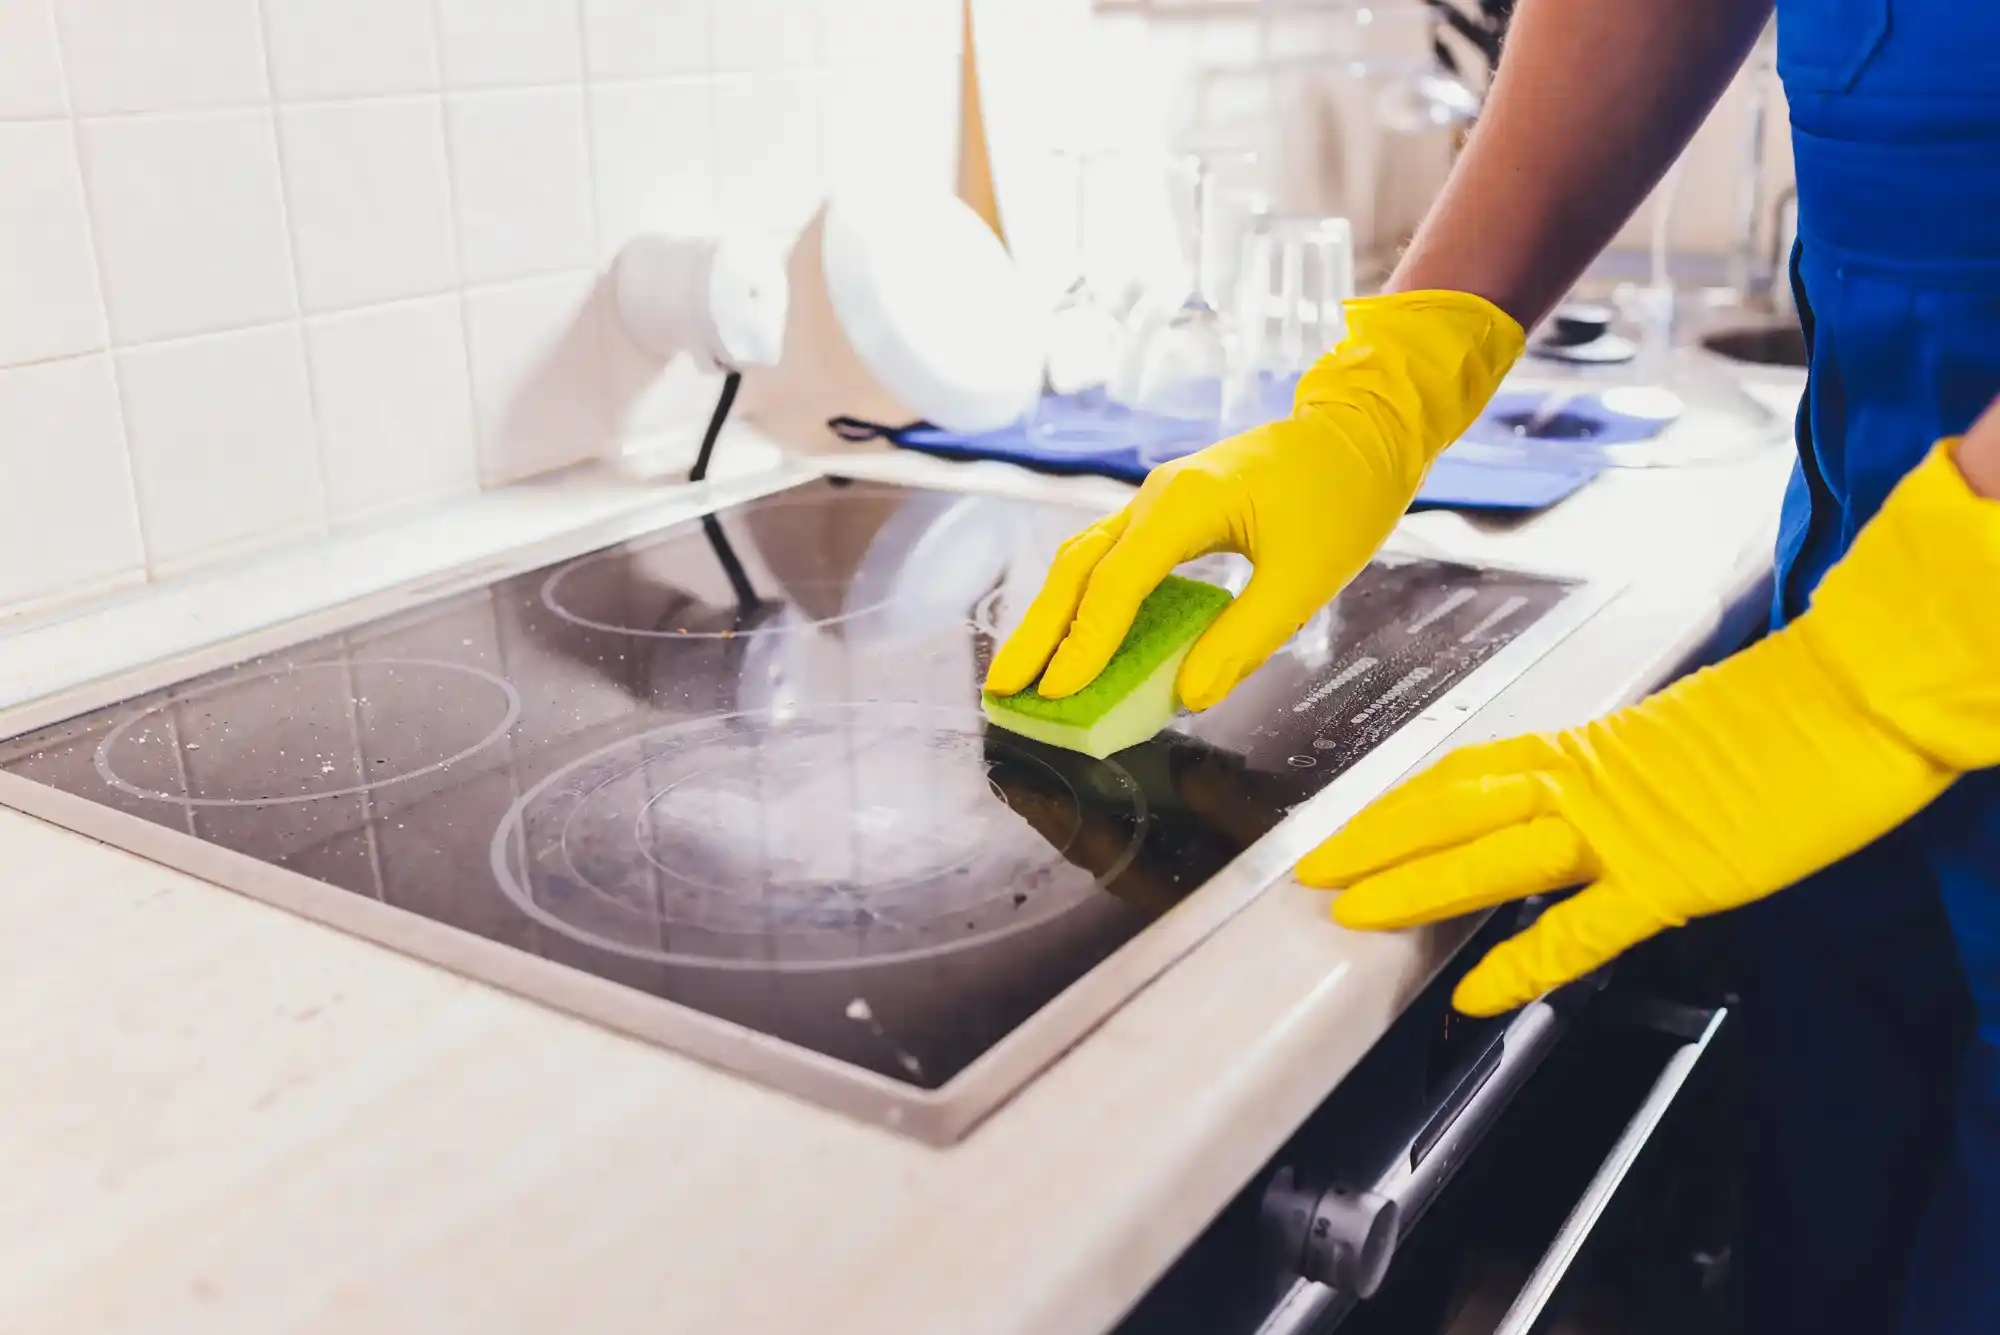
1300;440;2000;1016
983;291;1524;710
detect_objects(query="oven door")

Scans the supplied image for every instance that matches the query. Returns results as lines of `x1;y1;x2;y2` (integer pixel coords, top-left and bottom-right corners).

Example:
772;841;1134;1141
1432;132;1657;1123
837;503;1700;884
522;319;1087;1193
1484;1004;1728;1335
1116;907;1736;1335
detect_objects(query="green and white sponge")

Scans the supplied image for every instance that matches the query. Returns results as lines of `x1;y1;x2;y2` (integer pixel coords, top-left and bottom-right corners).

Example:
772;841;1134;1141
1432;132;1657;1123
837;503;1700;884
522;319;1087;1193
982;574;1233;760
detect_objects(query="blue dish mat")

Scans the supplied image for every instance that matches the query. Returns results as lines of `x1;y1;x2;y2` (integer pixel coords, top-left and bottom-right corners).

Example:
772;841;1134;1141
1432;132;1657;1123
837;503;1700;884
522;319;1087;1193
830;380;1644;512
1462;389;1675;449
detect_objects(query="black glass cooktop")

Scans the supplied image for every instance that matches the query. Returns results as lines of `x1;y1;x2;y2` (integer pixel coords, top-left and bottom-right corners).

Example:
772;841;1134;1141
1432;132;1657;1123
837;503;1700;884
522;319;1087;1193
0;478;1575;1113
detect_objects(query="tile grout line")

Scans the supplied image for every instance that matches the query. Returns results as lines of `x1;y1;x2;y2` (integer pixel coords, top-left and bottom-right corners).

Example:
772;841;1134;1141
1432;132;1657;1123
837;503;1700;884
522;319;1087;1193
43;3;153;586
0;70;762;124
55;266;605;366
419;8;482;510
252;0;335;550
0;344;120;375
574;0;625;464
0;62;887;131
702;6;728;240
427;0;493;494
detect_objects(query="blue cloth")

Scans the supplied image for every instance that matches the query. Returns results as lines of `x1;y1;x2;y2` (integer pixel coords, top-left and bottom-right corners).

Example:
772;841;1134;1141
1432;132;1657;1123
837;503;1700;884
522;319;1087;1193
1744;2;2000;1330
842;380;1660;514
871;414;1602;511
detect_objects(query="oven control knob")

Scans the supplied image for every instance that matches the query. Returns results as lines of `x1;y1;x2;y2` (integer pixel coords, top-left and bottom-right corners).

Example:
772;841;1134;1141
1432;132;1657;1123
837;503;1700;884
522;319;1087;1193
1261;1167;1401;1299
1302;1186;1400;1298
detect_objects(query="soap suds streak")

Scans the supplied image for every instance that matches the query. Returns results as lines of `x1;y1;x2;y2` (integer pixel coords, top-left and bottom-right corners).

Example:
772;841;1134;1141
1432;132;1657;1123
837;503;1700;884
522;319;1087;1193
1352;666;1434;725
1406;588;1477;634
1460;595;1529;644
1291;656;1378;713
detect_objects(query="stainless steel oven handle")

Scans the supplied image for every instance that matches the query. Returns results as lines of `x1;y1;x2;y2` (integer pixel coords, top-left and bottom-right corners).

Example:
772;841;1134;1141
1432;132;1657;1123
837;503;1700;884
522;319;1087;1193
1491;1006;1728;1335
1258;993;1575;1331
1252;1276;1356;1335
1374;996;1567;1230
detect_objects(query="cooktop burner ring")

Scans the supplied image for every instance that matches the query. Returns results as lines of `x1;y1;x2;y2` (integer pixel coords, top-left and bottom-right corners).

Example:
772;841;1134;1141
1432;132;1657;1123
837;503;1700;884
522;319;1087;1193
626;755;1005;906
489;702;1149;972
538;551;895;641
91;658;521;808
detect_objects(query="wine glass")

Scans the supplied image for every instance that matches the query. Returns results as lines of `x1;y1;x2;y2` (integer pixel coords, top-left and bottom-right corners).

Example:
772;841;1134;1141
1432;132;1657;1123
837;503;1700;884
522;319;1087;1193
1119;152;1257;468
1029;148;1129;452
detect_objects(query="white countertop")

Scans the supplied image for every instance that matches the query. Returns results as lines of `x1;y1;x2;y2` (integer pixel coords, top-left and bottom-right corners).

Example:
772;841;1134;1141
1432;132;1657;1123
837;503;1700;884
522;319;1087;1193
0;398;1799;1335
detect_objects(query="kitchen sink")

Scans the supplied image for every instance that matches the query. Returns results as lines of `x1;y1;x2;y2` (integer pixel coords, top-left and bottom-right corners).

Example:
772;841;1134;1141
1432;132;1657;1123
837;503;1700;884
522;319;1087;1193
1700;323;1807;369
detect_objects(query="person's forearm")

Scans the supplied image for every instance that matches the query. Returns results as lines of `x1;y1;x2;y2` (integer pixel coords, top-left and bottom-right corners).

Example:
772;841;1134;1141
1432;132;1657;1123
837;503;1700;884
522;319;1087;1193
1387;0;1773;329
1961;395;2000;500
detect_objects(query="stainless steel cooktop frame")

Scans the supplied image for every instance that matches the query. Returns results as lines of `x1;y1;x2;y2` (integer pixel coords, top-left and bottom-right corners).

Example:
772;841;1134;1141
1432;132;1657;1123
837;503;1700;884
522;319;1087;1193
0;464;1622;1145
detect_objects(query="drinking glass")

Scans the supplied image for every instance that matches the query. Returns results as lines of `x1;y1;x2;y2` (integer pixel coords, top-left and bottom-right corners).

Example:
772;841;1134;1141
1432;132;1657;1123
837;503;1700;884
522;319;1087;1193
1254;2;1468;285
1119;153;1256;468
1237;215;1355;413
1028;148;1129;452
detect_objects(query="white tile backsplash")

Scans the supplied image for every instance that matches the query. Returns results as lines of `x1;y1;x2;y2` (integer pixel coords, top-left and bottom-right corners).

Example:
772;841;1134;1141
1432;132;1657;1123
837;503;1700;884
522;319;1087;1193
713;0;821;72
118;324;325;573
582;0;712;78
0;0;67;119
822;0;963;69
279;98;459;312
0;0;972;623
307;295;477;524
435;0;584;89
712;72;827;239
0;355;142;616
82;111;297;343
826;58;959;196
447;88;595;284
54;0;269;115
590;80;715;254
261;0;441;101
464;271;609;486
0;122;105;367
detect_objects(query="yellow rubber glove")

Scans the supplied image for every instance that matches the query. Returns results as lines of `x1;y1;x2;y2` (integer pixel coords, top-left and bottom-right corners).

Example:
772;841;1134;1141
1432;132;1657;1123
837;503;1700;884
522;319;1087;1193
983;291;1524;710
1299;440;2000;1017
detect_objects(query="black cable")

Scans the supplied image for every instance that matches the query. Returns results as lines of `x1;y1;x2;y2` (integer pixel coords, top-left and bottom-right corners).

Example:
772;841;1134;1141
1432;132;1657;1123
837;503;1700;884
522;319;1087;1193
687;368;742;484
699;513;761;615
